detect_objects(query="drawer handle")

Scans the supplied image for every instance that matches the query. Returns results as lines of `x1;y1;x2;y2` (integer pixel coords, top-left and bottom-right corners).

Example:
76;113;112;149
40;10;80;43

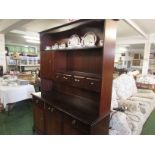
90;82;94;85
48;107;51;110
63;77;68;80
51;108;54;112
74;79;80;82
72;120;76;125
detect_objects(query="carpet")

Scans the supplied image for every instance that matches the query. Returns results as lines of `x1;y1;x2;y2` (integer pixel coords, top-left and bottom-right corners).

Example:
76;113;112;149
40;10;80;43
141;109;155;135
0;100;33;135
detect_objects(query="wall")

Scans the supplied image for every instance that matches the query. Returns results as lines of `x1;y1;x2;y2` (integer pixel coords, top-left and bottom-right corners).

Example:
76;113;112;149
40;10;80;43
0;34;6;73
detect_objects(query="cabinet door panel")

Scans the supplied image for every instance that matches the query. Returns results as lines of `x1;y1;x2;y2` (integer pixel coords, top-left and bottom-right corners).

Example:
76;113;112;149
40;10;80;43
45;106;61;135
63;115;89;135
41;51;54;79
33;104;45;134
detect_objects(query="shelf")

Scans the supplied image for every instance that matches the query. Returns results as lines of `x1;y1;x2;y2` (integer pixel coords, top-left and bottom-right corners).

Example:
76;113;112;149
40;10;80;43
43;46;103;52
42;91;99;125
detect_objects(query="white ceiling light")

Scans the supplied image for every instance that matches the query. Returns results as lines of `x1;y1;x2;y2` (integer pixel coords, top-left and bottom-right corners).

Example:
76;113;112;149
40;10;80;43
23;35;40;40
11;29;39;36
119;47;128;52
26;39;40;44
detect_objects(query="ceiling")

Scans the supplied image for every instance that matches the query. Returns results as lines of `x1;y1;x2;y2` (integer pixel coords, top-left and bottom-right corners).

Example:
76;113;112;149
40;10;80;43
132;19;155;34
0;19;68;47
1;19;155;48
117;20;141;38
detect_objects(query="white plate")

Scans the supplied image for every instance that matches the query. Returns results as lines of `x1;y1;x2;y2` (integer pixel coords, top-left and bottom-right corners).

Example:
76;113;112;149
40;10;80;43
68;34;80;47
59;42;66;49
82;32;97;47
52;43;59;49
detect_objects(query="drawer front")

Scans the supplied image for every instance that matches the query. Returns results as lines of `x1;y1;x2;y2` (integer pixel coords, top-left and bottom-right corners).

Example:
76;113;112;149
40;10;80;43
61;74;72;84
85;78;101;92
63;115;90;134
71;76;85;89
54;73;72;85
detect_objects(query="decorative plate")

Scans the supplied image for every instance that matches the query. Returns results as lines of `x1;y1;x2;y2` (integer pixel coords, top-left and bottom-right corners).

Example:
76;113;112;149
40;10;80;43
59;42;66;49
82;32;97;47
52;43;59;49
68;34;80;48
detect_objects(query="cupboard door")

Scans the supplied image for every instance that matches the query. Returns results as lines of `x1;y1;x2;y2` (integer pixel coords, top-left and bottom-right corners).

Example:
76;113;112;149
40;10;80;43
45;106;61;135
32;102;45;134
63;115;89;135
41;51;54;79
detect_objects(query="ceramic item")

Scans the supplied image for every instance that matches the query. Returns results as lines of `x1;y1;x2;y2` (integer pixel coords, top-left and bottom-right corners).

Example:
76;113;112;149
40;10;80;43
68;34;80;48
82;32;97;47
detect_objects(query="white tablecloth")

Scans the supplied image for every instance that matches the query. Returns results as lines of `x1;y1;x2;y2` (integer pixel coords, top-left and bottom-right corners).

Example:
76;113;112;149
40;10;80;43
0;84;35;109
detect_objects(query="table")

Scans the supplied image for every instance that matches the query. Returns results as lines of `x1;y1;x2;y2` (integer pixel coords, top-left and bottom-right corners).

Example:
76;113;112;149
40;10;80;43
0;84;35;111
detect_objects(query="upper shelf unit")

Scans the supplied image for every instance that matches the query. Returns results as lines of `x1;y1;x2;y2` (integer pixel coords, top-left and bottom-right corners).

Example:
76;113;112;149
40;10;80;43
40;20;105;52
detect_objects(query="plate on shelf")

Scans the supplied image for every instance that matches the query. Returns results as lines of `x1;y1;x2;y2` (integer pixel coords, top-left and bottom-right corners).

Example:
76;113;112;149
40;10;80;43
68;34;81;48
52;43;59;49
82;32;97;47
59;42;66;49
45;46;51;50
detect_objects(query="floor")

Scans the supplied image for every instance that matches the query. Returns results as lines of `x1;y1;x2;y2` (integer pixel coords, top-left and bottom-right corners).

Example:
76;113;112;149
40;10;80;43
0;100;155;135
141;110;155;135
0;100;33;135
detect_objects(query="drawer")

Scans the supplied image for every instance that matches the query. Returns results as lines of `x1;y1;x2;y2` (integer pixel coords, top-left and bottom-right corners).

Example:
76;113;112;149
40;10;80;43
85;78;101;92
63;115;90;134
61;74;72;84
71;75;85;89
54;73;72;85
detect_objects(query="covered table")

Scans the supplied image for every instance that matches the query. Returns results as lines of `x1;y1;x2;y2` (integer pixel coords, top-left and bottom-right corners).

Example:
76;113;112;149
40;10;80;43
0;84;35;110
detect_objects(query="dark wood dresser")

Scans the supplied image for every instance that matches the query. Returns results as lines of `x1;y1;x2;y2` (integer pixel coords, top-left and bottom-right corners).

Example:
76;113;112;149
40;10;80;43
32;19;118;134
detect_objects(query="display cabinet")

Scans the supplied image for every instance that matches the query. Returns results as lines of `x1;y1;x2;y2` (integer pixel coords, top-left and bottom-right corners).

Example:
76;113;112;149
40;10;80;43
32;19;118;134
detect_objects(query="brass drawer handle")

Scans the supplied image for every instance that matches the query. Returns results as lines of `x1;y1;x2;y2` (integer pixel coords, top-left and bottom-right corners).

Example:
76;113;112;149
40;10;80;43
72;120;76;125
63;77;68;80
90;82;94;85
74;79;80;82
51;108;54;112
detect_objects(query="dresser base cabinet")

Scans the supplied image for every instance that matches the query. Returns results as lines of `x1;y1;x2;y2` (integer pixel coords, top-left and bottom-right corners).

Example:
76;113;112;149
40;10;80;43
32;92;110;135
